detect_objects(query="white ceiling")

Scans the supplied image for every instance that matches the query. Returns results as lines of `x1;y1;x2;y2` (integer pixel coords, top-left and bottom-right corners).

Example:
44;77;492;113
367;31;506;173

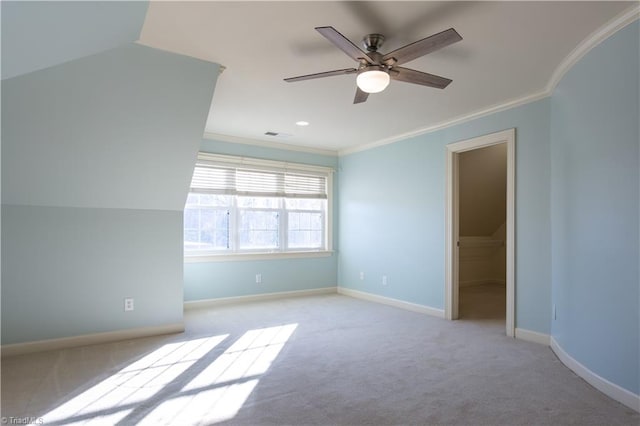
139;1;635;153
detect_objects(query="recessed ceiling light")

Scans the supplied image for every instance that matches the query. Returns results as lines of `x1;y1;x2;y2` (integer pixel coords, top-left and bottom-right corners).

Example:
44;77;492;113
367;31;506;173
296;121;310;126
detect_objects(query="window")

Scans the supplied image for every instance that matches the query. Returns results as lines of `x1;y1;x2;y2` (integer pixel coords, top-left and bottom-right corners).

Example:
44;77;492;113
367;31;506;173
184;153;332;258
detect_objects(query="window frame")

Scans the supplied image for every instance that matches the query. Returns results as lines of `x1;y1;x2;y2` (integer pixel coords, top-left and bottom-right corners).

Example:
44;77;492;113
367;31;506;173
184;153;334;262
235;203;282;252
286;208;326;251
184;194;231;252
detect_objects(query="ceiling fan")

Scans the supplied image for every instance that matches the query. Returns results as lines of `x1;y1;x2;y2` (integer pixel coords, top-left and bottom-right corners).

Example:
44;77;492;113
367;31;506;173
285;26;462;104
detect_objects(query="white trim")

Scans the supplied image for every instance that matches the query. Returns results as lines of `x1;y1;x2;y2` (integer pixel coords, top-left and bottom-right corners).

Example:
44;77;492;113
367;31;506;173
550;337;640;412
515;328;550;346
445;146;459;320
337;287;445;318
185;250;333;263
546;5;639;94
203;132;338;157
184;287;337;310
1;323;184;358
505;131;516;338
326;171;334;251
445;129;515;337
446;128;514;153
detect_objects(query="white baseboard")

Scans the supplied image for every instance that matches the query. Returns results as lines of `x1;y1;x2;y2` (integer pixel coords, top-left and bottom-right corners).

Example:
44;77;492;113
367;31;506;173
515;328;550;345
459;279;506;287
1;322;184;358
337;287;445;318
550;337;640;412
184;287;337;310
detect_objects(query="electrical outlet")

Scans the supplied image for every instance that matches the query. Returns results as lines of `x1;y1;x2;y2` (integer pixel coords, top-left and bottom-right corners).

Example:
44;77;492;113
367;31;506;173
359;272;364;280
256;273;262;284
124;298;134;312
382;275;388;286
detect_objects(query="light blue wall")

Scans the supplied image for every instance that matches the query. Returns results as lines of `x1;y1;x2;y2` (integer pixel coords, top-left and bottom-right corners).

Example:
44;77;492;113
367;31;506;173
185;256;337;301
183;139;339;301
339;98;551;334
2;206;183;344
550;21;639;394
2;43;219;344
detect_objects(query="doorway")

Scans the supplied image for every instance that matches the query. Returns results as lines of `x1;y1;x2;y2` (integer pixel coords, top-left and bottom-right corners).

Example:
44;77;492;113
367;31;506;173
445;129;515;337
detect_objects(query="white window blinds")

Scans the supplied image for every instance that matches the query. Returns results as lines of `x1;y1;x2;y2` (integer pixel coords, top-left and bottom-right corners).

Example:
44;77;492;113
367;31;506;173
190;153;331;199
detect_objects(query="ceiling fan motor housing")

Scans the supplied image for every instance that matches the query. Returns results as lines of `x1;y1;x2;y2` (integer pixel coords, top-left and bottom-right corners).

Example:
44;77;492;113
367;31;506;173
362;33;385;52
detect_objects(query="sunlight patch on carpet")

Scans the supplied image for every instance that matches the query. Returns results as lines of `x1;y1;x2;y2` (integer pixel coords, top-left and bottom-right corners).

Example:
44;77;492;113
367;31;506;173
43;335;228;425
138;323;298;424
41;324;298;425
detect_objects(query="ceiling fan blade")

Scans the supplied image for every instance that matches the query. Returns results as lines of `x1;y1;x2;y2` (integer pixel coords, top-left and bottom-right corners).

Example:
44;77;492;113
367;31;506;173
353;87;369;104
382;28;462;66
284;68;358;83
315;26;376;64
390;67;452;89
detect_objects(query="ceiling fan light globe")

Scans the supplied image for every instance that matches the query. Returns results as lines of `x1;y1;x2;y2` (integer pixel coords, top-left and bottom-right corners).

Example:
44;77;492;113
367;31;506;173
356;70;390;94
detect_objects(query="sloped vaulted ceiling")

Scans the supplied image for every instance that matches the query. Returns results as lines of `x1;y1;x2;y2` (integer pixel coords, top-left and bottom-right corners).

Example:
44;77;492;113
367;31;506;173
1;1;149;80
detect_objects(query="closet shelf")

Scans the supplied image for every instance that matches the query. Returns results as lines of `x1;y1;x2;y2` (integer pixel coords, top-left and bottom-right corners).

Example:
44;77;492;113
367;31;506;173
459;237;504;248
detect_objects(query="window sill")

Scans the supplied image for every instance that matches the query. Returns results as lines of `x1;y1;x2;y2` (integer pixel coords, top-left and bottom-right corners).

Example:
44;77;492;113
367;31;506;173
184;250;334;263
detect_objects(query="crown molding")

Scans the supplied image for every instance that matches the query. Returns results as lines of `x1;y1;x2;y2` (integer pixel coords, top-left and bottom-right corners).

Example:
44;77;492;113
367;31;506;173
546;3;639;94
338;90;549;156
203;132;338;157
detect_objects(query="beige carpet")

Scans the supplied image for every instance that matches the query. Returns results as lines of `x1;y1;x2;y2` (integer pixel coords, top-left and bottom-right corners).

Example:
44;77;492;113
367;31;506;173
2;287;638;425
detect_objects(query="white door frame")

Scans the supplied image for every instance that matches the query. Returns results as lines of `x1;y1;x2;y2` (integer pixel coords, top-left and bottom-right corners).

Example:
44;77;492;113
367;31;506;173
445;128;515;337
